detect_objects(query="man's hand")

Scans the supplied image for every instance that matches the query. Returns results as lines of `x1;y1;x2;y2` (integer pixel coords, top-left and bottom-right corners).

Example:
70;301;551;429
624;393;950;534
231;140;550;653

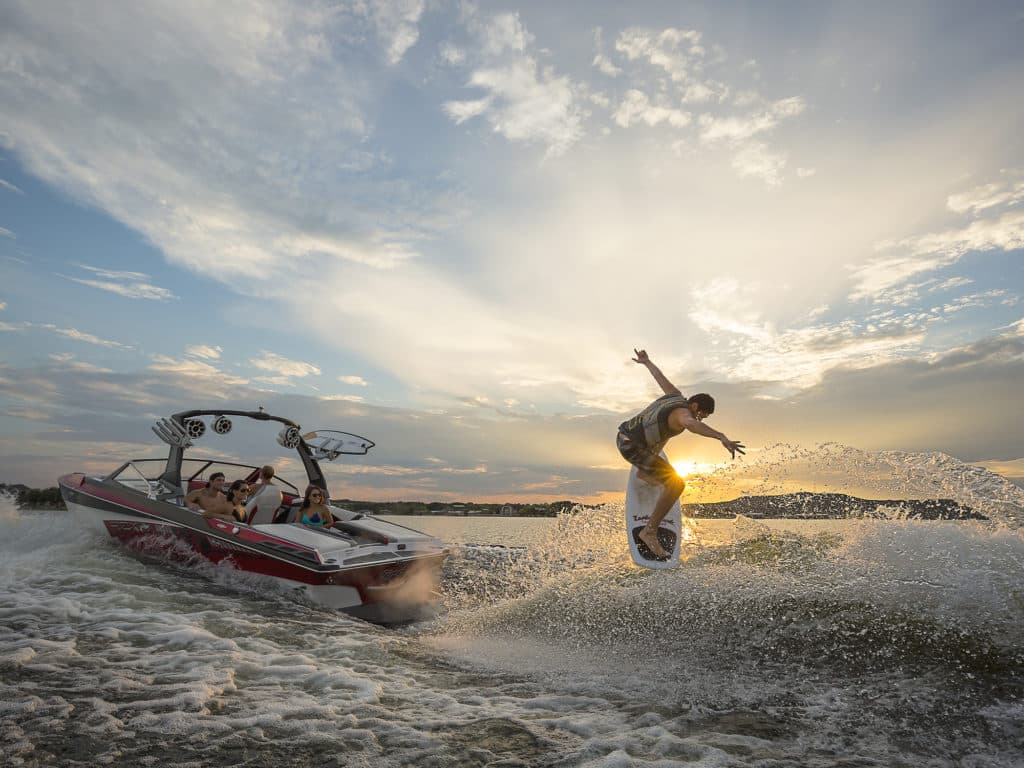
632;348;651;365
721;438;746;459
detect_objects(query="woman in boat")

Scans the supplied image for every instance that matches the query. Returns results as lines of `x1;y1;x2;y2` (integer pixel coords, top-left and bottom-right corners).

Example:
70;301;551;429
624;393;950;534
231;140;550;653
299;485;335;528
225;480;251;523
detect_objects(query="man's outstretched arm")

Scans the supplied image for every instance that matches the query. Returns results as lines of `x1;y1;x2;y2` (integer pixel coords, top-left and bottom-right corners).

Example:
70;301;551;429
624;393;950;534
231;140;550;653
677;411;746;459
632;349;681;396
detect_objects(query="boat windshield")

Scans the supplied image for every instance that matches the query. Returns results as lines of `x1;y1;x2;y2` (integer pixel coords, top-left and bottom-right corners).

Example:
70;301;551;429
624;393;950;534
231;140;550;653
109;457;302;496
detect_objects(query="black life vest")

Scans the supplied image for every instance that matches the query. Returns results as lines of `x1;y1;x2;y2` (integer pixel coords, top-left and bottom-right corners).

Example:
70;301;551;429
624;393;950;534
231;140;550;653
618;394;690;453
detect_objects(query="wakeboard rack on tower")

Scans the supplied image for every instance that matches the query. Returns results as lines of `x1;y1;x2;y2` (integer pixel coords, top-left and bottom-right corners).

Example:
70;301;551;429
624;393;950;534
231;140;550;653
150;408;375;491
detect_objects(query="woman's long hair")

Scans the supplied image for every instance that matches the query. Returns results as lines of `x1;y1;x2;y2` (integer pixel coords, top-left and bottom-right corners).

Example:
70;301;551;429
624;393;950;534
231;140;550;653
226;479;247;522
300;485;327;510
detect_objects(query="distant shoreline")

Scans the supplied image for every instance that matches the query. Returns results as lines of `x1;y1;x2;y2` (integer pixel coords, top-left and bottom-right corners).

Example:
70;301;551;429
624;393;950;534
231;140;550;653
6;485;985;520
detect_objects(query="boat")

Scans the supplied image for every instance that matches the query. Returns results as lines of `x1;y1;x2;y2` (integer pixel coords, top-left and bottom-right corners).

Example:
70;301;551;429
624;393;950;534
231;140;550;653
58;407;448;623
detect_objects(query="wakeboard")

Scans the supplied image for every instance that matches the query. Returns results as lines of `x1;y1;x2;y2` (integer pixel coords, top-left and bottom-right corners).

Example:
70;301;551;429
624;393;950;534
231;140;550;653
624;454;682;569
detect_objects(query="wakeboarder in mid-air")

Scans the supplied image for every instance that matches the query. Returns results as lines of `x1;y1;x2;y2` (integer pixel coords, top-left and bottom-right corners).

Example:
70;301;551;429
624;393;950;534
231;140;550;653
617;349;745;559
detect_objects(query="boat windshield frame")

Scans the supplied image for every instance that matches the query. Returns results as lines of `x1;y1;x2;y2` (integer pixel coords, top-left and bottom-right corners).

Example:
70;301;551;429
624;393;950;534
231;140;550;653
156;408;330;492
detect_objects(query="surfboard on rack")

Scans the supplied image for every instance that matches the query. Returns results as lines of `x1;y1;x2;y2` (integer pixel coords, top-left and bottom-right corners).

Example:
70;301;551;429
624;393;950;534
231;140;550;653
624;453;681;569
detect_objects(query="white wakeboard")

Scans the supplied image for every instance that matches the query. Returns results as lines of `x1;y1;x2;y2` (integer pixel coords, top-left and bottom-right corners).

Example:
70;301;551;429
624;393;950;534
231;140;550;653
625;454;681;569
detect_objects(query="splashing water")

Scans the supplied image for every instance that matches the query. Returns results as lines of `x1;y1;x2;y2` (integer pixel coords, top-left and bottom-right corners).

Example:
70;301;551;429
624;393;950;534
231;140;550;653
4;445;1024;766
425;446;1024;765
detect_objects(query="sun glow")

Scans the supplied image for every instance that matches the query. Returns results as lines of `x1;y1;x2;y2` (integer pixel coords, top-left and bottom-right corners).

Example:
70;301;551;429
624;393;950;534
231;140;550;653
671;460;719;477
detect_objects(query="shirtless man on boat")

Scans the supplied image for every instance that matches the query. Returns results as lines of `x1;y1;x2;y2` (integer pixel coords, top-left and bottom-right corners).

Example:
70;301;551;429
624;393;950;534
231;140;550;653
617;349;745;558
185;471;227;513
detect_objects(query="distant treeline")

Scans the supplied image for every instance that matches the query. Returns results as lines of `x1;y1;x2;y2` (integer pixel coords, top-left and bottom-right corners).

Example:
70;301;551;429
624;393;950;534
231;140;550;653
334;499;585;517
4;482;984;520
684;491;985;520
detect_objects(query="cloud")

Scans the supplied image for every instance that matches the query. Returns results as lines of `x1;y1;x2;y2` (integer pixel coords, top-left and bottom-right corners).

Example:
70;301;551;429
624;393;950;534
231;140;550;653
439;42;465;66
320;393;366;403
148;355;248;387
445;57;583;157
248;351;320;379
615;27;705;84
0;301;6;311
698;97;805;144
593;53;621;77
946;177;1024;215
0;178;23;194
64;264;177;301
731;142;787;186
688;278;934;389
40;324;131;349
361;0;425;65
4;407;49;421
442;7;583;157
0;226;15;238
443;97;492;124
185;344;223;360
0;0;434;286
612;90;690;128
591;27;621;77
338;375;369;386
850;207;1024;302
469;11;533;56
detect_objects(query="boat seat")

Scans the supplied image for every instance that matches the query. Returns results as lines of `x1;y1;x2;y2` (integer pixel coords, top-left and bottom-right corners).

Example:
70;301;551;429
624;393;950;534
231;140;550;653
245;485;284;525
277;500;304;524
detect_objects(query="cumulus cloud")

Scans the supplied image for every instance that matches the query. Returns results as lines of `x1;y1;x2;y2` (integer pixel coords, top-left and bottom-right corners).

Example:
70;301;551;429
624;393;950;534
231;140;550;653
443;96;492;124
445;57;583;157
613;90;690;128
442;6;583;157
615;27;705;84
338;375;369;386
0;178;24;194
0;227;15;239
731;142;787;186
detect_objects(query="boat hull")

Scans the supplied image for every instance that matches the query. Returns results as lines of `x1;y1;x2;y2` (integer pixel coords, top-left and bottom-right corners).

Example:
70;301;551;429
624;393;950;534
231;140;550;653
59;474;446;623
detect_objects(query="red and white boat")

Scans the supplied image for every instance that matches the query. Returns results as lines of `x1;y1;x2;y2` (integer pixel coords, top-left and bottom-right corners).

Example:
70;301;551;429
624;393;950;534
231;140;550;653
59;408;447;623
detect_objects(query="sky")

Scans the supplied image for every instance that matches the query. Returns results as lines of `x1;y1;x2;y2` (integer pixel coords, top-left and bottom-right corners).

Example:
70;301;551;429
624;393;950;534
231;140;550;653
1;0;1022;502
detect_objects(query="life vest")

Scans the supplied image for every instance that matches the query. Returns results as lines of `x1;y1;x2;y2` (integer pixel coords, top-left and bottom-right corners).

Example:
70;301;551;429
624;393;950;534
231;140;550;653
618;394;690;453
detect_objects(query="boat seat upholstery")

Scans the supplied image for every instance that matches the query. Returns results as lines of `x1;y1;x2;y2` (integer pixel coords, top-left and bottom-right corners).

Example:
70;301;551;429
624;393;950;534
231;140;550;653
278;501;303;524
245;484;284;525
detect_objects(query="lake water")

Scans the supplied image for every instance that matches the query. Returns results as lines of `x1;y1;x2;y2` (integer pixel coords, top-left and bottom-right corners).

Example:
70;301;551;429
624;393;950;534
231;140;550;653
3;499;1023;766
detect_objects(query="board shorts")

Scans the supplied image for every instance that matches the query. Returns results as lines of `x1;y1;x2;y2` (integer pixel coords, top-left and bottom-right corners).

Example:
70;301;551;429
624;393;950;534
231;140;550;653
616;430;680;486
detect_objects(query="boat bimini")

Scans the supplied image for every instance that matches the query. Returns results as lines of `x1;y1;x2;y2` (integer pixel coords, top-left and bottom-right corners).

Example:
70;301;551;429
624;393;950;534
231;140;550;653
59;408;448;623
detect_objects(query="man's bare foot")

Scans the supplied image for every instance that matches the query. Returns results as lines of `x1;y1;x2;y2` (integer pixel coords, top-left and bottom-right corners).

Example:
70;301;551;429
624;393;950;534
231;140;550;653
638;526;669;559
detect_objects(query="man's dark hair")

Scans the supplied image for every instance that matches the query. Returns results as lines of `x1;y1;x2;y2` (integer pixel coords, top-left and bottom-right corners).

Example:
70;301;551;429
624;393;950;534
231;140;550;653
688;393;715;415
206;471;226;489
